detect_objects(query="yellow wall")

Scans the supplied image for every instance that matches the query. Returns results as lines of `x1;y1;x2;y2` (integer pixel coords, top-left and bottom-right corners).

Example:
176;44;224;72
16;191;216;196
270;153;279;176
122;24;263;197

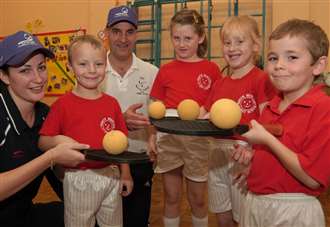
271;0;330;70
272;0;330;37
0;0;126;36
0;0;329;73
272;0;330;30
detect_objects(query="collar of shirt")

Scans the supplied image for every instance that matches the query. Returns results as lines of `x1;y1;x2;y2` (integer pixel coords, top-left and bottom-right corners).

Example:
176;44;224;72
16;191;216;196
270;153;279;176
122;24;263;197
267;84;326;115
0;82;48;135
106;52;139;79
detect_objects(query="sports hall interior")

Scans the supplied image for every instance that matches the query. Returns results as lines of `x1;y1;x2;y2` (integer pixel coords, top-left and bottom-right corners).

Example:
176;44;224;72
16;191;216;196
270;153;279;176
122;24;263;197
1;0;330;226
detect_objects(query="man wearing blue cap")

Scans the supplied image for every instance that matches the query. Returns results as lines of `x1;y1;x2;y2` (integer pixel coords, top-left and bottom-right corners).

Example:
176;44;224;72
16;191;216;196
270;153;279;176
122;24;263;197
103;5;158;227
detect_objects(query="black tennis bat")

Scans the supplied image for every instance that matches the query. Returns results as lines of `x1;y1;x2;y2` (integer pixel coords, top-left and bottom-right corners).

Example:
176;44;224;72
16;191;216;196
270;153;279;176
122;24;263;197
150;117;283;137
80;150;151;164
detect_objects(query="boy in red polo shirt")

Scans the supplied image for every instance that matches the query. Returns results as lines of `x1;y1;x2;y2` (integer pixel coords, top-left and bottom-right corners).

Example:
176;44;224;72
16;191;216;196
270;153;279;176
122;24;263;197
236;19;330;227
39;35;133;227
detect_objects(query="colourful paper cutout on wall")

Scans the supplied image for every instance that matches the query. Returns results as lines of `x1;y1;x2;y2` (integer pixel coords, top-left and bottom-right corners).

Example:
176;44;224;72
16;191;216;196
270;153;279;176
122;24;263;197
37;29;85;96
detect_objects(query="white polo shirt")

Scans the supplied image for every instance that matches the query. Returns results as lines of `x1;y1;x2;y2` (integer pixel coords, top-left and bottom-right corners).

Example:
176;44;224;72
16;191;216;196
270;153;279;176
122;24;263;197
104;53;158;153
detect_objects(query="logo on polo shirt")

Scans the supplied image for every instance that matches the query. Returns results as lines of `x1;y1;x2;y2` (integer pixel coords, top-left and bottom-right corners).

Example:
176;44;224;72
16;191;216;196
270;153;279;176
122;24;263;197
197;73;212;90
237;93;257;114
100;117;115;133
136;77;149;95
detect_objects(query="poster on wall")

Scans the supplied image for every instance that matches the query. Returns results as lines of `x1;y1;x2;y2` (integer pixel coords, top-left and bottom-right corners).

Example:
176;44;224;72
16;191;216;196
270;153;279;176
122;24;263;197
1;29;85;96
37;29;85;96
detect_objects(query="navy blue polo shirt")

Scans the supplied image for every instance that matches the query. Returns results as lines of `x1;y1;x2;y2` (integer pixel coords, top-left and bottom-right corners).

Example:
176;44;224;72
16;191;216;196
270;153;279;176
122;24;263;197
0;81;50;225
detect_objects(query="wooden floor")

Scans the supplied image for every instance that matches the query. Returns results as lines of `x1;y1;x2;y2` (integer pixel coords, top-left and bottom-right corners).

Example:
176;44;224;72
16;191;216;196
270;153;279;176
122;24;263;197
35;173;330;227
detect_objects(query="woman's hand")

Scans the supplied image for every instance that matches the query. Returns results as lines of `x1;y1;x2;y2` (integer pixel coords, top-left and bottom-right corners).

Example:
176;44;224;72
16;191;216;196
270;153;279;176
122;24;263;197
49;142;88;167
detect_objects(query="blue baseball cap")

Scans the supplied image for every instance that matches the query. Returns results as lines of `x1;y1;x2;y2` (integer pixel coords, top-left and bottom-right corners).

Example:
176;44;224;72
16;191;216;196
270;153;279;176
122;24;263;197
0;31;54;68
107;6;138;28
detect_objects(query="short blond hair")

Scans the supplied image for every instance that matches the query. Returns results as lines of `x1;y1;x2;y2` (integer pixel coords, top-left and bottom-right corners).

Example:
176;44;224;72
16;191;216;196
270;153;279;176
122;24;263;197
68;34;106;63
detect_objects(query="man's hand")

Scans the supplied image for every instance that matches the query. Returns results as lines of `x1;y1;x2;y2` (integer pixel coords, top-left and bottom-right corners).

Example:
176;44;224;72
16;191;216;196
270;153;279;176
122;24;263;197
124;103;150;130
120;164;133;197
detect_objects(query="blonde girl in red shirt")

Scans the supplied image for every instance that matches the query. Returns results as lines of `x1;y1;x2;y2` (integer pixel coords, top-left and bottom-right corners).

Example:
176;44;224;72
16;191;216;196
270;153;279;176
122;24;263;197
200;15;276;227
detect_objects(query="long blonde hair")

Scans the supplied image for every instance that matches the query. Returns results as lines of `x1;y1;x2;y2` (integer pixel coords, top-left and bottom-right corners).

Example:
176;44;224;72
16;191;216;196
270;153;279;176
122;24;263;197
220;15;261;64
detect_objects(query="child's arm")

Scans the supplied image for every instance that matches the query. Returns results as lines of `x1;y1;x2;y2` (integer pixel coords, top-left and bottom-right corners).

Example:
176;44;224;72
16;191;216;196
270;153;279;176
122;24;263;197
146;97;160;161
232;144;254;192
258;101;268;114
147;125;158;161
120;163;133;197
243;120;320;189
38;135;77;151
199;106;210;119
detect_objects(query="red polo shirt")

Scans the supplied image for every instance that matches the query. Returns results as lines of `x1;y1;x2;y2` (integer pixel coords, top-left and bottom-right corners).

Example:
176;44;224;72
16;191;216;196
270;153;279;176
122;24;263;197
150;59;221;107
248;85;330;196
40;92;128;169
204;66;276;125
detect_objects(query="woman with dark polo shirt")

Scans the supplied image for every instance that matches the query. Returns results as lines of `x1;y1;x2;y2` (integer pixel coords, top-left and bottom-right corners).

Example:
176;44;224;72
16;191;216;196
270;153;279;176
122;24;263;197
0;31;89;227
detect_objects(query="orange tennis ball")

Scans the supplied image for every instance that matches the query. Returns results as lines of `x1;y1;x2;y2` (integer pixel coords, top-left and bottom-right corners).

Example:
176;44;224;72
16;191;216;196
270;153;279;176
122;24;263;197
148;101;166;119
177;99;200;120
102;130;128;155
210;98;242;129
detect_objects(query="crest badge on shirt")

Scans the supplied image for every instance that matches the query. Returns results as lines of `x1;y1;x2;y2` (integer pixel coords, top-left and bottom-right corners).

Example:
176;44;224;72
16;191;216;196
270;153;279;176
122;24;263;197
136;77;149;95
100;117;115;133
237;93;257;114
197;73;212;90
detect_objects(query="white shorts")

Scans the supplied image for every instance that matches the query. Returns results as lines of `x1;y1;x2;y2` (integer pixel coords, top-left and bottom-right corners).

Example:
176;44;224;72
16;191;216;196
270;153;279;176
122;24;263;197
240;192;325;227
208;139;250;222
64;166;122;227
